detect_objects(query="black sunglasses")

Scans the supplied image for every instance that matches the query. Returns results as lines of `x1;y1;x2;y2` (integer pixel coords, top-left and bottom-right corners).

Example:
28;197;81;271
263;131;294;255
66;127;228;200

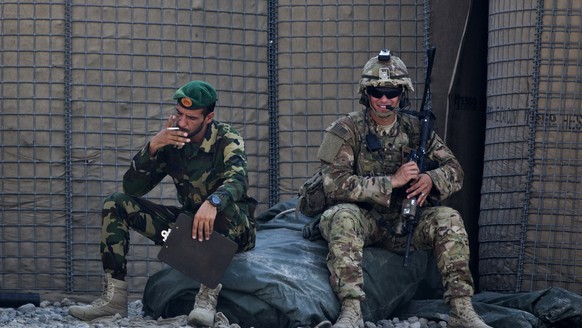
366;86;403;99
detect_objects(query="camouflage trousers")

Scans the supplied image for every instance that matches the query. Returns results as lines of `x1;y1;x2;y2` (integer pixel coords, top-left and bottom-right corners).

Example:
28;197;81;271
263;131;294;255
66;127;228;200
100;192;256;280
319;203;473;304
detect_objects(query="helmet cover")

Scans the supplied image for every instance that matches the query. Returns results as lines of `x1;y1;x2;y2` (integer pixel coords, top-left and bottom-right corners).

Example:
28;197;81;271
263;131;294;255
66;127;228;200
358;51;414;94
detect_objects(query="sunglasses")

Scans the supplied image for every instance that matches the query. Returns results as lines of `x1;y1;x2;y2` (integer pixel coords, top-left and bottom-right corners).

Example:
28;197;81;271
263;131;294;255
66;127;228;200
366;86;403;99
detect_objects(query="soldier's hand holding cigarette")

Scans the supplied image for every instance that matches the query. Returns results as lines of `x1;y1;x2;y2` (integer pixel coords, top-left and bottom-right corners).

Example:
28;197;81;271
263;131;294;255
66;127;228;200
148;115;191;156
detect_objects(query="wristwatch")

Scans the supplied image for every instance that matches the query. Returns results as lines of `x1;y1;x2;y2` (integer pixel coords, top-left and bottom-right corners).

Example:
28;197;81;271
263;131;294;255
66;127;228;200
208;194;222;208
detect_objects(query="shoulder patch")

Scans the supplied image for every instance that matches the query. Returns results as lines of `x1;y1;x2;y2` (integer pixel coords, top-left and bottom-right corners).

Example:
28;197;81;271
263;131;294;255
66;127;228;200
328;123;351;141
327;116;357;141
318;112;365;163
317;132;345;163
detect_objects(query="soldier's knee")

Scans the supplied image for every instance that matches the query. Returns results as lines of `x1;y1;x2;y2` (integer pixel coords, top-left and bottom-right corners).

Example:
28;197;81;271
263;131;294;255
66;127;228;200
445;208;466;232
428;207;464;228
436;208;469;242
103;192;136;210
320;204;364;238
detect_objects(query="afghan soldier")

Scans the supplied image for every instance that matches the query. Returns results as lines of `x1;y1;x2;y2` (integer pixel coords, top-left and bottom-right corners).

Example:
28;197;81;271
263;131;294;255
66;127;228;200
316;51;492;328
69;80;257;327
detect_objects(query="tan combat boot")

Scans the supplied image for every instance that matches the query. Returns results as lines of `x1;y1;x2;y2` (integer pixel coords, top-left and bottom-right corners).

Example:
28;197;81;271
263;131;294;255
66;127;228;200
69;273;128;321
449;297;492;328
187;283;222;327
332;298;364;328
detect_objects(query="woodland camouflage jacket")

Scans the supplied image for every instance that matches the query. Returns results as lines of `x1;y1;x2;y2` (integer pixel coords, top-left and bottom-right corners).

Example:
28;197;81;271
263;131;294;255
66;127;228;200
122;120;254;215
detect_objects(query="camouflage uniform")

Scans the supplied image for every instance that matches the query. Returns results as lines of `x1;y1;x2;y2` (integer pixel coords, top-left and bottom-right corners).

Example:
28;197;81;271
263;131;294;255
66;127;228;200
317;109;472;304
101;120;257;280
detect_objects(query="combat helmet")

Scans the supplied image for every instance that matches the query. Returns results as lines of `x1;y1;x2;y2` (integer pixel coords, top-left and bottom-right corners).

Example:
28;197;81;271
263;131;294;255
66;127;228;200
358;49;414;94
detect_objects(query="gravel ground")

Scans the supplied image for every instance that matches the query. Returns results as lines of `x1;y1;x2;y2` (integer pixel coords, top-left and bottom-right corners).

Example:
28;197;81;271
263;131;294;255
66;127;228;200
0;299;450;328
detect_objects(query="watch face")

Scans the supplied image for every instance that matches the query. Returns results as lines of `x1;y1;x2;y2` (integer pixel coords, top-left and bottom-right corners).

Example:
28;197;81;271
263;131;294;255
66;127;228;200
210;195;221;207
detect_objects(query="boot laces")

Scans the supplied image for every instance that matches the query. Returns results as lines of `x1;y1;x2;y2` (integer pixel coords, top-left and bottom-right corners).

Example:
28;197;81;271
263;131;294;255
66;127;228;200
336;302;361;326
91;276;114;307
338;308;357;322
452;297;487;325
195;286;218;311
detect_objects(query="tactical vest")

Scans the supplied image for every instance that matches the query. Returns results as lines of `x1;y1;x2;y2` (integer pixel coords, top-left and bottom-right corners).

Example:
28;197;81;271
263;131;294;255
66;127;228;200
338;110;422;178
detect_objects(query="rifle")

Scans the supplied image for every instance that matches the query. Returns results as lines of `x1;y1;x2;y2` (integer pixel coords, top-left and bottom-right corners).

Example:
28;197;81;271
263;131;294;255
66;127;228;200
401;47;437;267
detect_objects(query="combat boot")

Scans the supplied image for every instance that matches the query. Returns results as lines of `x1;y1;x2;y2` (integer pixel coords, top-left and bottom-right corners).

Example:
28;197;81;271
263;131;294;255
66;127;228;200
449;296;492;328
187;283;222;327
332;298;364;328
69;273;128;321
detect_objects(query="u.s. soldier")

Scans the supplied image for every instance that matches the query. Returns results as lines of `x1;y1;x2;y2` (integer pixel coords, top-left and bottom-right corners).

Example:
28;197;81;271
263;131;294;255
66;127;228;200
69;80;257;327
317;51;492;328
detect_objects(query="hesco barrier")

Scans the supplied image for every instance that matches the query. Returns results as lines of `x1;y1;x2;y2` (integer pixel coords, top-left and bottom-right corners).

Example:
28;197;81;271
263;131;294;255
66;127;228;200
0;1;429;295
480;0;581;293
1;0;580;299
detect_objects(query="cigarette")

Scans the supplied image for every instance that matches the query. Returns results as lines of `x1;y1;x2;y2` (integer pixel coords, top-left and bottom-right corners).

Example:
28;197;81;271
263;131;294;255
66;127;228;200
167;127;180;130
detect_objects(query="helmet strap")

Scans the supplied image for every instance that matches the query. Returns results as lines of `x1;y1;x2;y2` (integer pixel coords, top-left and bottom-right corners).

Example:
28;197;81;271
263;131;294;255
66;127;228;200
359;94;370;108
399;90;410;109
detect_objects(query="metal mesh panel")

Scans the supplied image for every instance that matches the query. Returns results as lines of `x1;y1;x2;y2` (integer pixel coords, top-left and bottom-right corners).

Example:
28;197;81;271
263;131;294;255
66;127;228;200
1;0;426;295
1;1;69;291
480;0;582;293
1;0;269;294
68;1;270;293
2;0;522;297
276;0;426;200
5;0;581;299
4;0;580;299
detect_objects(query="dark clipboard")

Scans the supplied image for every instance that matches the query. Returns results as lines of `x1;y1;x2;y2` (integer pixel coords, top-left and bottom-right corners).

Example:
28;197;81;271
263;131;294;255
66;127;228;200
157;213;237;288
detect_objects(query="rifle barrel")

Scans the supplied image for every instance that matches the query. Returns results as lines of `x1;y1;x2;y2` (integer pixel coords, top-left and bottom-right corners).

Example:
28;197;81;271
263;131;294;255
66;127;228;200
402;47;437;267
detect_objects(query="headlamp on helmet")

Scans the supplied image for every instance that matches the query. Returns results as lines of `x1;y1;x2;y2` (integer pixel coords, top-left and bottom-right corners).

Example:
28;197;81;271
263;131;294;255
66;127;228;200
378;49;391;61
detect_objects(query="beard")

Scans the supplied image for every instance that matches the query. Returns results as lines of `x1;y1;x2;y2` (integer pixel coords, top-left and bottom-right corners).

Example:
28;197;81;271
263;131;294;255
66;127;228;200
180;122;207;140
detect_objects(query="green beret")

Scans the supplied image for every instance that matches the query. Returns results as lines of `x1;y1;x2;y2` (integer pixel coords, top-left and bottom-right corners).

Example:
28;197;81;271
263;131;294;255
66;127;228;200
172;80;217;109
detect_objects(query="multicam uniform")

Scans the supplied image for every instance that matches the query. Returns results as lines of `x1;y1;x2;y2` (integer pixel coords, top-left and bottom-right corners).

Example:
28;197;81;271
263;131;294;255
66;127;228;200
317;109;472;304
101;120;256;280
